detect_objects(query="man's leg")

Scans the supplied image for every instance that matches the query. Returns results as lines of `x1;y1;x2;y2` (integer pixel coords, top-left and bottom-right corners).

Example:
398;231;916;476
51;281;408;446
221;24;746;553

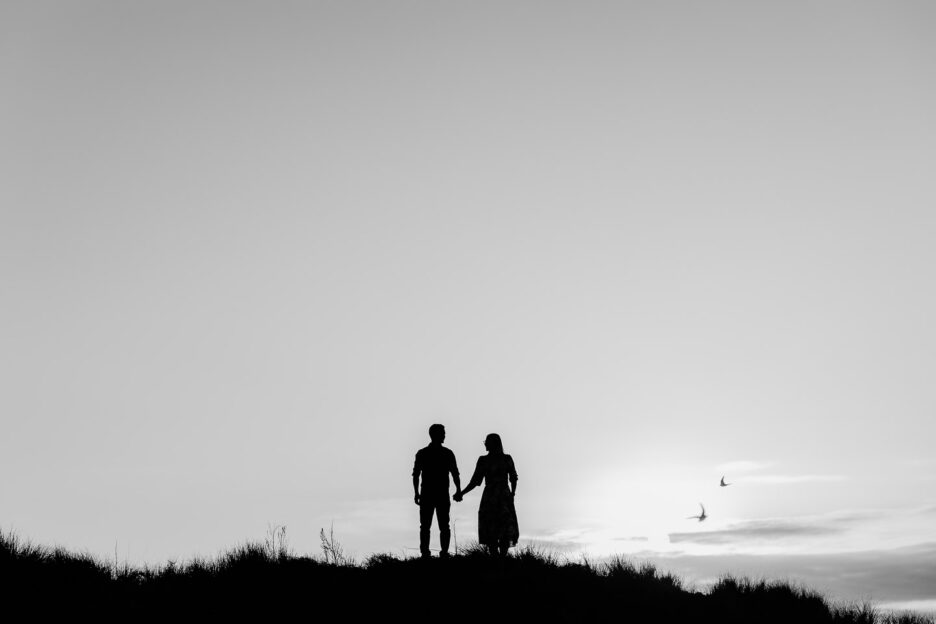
437;498;451;556
419;499;434;557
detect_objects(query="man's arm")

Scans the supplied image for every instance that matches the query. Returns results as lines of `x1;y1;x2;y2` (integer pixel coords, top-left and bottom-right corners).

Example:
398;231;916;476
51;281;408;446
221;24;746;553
450;450;462;499
412;452;421;505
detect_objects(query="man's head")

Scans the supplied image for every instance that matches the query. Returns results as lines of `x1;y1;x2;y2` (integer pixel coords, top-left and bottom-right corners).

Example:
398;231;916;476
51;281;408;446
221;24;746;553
428;424;445;444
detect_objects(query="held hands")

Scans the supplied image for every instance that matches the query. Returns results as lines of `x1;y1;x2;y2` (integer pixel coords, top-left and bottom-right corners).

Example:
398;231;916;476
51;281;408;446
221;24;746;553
414;494;420;506
453;490;463;503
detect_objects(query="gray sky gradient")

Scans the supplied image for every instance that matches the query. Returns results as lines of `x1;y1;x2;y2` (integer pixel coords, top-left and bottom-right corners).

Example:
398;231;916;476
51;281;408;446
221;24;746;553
2;0;935;609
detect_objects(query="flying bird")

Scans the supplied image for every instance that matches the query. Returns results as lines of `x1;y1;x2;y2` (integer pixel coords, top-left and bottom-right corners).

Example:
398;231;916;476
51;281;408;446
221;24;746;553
720;476;731;487
687;503;707;522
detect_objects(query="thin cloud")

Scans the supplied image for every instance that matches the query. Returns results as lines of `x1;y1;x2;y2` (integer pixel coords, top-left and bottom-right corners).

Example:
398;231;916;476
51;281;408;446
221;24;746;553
612;536;650;542
901;458;936;469
669;519;843;546
519;539;586;553
715;461;772;474
736;474;847;485
821;508;888;523
644;542;936;606
521;528;592;552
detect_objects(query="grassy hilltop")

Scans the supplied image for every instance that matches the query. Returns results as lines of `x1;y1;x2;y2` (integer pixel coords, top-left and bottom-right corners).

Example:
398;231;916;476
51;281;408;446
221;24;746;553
1;529;931;623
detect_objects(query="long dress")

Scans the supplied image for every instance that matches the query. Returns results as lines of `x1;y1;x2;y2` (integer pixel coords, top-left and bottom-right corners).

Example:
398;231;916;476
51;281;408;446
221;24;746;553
467;453;519;547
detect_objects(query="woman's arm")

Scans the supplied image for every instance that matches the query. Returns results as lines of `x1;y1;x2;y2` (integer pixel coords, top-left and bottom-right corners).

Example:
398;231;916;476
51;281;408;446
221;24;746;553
507;455;518;496
456;457;484;500
460;478;480;497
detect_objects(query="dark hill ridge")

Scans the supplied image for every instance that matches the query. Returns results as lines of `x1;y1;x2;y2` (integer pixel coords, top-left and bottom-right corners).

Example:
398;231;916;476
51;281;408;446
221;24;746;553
1;531;931;623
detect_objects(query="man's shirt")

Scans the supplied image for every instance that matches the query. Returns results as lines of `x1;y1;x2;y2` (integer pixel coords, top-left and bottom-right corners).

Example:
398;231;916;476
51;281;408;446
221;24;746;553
413;443;459;497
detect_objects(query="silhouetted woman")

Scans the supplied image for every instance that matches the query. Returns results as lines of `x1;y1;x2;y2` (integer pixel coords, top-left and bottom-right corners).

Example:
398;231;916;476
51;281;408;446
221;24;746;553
456;433;519;556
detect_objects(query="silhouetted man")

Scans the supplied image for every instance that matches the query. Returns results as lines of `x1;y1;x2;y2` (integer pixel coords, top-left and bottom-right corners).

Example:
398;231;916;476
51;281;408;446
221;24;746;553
412;424;461;558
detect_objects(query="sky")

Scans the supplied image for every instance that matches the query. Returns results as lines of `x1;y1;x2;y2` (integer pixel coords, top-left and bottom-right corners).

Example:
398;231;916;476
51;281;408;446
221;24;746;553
2;0;935;614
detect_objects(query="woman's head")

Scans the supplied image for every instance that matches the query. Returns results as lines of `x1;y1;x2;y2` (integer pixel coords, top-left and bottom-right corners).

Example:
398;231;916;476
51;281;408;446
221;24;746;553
484;433;504;455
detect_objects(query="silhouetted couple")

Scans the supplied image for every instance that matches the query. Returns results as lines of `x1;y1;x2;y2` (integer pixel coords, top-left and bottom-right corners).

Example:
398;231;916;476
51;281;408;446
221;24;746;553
412;424;519;558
